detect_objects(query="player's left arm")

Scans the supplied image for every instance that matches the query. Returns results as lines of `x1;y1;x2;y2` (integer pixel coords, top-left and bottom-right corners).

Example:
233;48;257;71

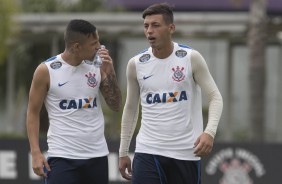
191;50;223;157
99;48;122;112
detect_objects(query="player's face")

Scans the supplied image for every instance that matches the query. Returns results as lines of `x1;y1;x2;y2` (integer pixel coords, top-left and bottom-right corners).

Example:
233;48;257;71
79;31;101;61
144;14;174;49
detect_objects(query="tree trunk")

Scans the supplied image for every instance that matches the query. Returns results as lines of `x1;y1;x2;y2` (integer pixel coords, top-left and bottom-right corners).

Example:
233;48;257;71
248;0;267;141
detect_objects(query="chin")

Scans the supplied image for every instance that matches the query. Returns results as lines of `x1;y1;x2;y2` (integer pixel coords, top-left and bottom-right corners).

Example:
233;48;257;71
151;44;158;49
149;42;155;47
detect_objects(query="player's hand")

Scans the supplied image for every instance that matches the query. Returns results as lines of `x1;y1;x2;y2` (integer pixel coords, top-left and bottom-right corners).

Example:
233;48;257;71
31;151;50;177
193;133;214;157
119;156;132;180
99;47;114;74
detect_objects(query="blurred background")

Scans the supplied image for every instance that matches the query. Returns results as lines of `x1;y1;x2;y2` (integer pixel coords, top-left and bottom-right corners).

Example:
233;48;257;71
0;0;282;183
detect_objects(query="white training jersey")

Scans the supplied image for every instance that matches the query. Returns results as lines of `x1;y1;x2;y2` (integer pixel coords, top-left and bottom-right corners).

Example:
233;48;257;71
44;54;109;159
134;42;203;160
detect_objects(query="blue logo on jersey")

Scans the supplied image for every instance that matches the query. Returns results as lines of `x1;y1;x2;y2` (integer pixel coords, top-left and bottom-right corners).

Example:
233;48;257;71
59;98;97;110
146;91;188;104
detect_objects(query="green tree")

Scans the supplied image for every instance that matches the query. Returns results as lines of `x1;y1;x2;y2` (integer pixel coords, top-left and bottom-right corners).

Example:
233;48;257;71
0;0;19;64
0;0;20;134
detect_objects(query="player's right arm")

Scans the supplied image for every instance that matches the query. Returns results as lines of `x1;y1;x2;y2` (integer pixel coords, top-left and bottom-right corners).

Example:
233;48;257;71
119;58;140;180
191;50;223;157
26;63;50;177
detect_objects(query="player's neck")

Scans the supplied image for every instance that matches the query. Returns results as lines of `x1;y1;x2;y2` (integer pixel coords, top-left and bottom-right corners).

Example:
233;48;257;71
61;50;83;66
152;41;174;59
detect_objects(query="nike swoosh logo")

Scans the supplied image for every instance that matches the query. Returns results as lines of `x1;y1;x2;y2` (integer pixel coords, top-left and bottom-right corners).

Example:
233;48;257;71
58;81;69;87
143;75;153;80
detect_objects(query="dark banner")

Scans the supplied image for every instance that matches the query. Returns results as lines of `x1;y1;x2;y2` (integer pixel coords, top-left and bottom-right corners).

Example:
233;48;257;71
0;139;281;184
201;143;282;184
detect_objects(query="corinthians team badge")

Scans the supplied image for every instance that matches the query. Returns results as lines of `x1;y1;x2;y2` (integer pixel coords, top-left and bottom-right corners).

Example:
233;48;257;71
85;72;98;88
172;66;185;82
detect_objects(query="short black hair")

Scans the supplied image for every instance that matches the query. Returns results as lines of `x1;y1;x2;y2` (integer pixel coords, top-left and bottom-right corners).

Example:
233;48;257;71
142;3;174;24
64;19;97;48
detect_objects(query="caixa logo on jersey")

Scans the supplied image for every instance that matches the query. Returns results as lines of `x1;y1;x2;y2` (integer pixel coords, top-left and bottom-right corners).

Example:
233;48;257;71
146;91;188;104
205;147;266;184
59;98;97;110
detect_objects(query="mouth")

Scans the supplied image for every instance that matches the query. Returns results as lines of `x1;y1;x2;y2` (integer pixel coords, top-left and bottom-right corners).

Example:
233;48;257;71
147;36;156;43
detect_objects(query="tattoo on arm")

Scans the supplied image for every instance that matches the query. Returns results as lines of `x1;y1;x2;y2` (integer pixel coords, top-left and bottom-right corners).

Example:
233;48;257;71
100;74;122;112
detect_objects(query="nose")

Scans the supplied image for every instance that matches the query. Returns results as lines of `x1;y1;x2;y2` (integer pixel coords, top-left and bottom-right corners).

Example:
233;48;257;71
146;26;153;34
95;43;101;51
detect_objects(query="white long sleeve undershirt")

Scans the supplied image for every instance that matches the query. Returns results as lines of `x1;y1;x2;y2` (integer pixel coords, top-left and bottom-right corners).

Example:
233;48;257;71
119;49;223;157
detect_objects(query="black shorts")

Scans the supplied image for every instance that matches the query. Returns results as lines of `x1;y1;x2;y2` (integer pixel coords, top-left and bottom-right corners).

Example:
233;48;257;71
44;156;108;184
132;153;201;184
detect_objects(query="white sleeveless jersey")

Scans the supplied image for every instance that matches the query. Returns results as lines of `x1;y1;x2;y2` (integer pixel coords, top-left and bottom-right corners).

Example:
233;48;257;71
44;54;108;159
134;42;203;160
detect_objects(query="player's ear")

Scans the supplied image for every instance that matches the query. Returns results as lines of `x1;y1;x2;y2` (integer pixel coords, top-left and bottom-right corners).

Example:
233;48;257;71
169;24;175;34
72;42;81;52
